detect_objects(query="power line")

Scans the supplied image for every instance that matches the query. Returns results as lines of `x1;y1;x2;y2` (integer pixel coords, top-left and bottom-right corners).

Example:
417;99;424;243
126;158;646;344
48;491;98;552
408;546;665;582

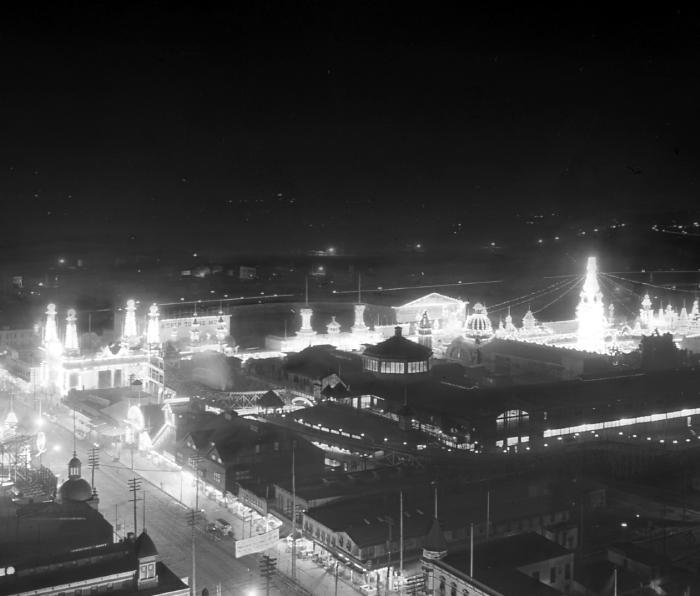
532;277;584;315
330;279;503;295
604;273;700;295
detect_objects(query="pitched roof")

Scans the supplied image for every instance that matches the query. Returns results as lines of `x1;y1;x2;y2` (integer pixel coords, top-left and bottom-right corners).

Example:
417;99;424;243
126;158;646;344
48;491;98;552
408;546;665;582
395;293;464;309
258;390;285;409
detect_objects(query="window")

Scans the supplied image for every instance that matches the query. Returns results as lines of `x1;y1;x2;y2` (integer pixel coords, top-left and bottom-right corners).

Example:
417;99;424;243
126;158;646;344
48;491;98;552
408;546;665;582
148;563;156;578
274;442;279;451
255;444;261;454
439;577;446;595
450;583;457;596
550;567;556;583
214;472;222;484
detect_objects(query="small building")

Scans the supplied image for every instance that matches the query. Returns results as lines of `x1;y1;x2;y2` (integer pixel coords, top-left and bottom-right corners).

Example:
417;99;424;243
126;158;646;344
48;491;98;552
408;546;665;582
0;530;189;596
423;532;574;595
173;411;324;500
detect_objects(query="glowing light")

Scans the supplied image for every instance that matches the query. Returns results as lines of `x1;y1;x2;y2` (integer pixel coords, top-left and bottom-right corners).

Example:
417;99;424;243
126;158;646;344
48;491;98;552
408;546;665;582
123;299;138;340
65;308;79;353
146;304;160;345
576;256;606;352
127;405;145;432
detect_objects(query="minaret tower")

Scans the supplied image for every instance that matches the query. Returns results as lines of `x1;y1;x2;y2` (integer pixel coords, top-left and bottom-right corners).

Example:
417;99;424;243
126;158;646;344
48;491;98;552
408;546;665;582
64;308;80;355
575;256;606;352
146;304;161;347
190;308;200;345
297;276;316;339
418;311;432;349
44;303;63;357
216;309;227;348
640;294;653;328
351;273;369;334
123;299;138;347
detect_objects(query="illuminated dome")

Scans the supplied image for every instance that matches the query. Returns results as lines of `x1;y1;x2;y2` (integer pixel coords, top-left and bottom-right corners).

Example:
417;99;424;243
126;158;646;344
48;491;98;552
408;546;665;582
465;303;493;338
326;316;341;335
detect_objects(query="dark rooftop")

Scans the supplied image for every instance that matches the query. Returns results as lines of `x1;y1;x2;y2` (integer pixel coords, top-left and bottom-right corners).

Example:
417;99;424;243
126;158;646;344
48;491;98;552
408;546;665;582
363;326;433;361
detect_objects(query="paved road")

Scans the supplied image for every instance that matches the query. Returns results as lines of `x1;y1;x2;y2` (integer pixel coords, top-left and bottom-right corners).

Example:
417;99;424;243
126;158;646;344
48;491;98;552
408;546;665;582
25;408;283;596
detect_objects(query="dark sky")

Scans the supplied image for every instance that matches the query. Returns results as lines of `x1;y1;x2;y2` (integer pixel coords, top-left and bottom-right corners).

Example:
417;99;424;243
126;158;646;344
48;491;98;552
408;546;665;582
2;4;700;256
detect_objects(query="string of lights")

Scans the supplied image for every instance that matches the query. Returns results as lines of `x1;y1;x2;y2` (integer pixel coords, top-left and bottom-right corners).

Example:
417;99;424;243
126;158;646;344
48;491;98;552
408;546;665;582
488;276;581;314
330;279;503;295
531;276;585;315
603;272;700;295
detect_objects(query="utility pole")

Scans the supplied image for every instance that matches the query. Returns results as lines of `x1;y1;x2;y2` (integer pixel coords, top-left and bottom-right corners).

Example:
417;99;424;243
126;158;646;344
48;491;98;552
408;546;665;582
291;441;297;581
469;523;474;577
128;477;142;535
384;516;394;596
399;490;404;581
486;490;491;539
88;446;100;492
259;554;277;596
186;508;202;596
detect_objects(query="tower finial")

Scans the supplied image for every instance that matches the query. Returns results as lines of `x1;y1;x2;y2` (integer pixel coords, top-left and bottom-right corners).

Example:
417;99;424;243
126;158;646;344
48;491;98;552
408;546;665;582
305;275;309;306
358;272;362;304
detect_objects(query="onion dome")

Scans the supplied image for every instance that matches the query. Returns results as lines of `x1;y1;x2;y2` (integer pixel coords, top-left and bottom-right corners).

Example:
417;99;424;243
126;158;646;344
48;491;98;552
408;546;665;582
465;303;493;338
135;530;158;558
59;477;93;502
59;453;93;502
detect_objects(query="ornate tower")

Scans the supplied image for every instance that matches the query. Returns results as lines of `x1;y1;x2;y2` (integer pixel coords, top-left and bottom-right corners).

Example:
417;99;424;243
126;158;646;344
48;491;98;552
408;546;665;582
216;309;227;346
146;304;160;346
418;311;432;349
123;299;138;346
351;304;368;333
43;303;63;357
64;308;80;355
190;311;200;344
640;294;653;328
576;256;606;352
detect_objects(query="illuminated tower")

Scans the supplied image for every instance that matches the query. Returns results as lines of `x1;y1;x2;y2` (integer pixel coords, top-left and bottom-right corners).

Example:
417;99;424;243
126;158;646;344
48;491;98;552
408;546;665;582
692;299;699;319
44;303;63;357
504;307;518;336
352;273;369;333
640;294;653;328
44;303;59;345
351;304;368;333
418;311;432;349
146;304;160;346
679;303;690;335
190;311;200;344
576;256;606;352
65;308;79;355
297;308;316;337
216;309;227;345
123;299;138;345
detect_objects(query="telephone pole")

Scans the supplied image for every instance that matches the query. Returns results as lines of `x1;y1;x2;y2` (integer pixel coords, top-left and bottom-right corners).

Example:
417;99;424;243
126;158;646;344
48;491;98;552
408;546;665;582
88;446;100;492
128;477;142;535
259;554;277;596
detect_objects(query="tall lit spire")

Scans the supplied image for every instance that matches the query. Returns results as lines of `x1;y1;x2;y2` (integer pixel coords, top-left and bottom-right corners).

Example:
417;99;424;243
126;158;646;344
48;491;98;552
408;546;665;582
65;308;79;354
146;304;160;346
418;311;432;349
190;308;200;344
576;256;606;352
44;303;59;345
216;309;227;345
44;303;63;357
123;299;138;342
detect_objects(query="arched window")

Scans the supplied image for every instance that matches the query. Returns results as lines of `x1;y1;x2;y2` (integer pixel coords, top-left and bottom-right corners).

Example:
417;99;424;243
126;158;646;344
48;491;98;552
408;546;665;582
439;576;446;595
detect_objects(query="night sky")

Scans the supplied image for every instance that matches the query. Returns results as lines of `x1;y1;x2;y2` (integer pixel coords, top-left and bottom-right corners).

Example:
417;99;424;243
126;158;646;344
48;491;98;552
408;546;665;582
2;5;700;256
